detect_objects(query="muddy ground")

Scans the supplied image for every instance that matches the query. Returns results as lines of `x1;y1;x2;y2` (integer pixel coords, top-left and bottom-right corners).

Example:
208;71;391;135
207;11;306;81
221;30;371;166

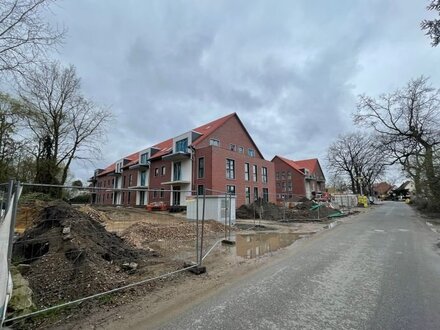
7;202;368;329
8;202;231;329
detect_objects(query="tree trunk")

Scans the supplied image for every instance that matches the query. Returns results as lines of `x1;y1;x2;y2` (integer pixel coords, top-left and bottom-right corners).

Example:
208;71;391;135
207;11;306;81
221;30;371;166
424;145;440;206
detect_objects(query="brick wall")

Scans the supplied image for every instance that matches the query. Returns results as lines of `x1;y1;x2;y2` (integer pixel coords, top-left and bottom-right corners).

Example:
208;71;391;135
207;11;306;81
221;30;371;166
209;146;275;207
148;158;172;204
120;167;138;206
272;157;306;201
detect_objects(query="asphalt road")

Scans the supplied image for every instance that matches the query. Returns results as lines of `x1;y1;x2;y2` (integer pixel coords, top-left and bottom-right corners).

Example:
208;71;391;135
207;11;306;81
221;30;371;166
156;202;440;330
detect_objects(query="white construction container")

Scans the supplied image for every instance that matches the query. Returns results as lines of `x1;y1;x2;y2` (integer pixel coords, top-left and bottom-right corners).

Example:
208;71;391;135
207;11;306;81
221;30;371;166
186;195;236;224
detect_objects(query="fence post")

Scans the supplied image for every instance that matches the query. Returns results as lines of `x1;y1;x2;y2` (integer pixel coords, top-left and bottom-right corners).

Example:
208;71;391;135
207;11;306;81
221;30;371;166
5;180;13;219
199;189;206;266
195;191;199;264
7;181;19;266
228;193;232;241
317;200;320;221
283;195;286;222
224;193;228;240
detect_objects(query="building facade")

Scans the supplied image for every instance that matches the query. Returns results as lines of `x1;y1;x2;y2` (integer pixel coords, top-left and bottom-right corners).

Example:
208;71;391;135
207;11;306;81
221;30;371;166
89;113;275;208
271;156;326;201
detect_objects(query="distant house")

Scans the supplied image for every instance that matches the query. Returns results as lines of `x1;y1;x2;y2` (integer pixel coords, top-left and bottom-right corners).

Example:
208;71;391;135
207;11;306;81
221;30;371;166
372;182;393;199
393;181;415;198
89;113;275;208
271;156;326;201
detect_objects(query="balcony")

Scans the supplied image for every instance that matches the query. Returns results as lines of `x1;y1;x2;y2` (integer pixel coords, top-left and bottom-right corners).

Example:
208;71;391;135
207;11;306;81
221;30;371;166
108;171;122;176
128;184;149;189
161;179;190;185
162;151;190;161
129;161;150;170
162;162;191;186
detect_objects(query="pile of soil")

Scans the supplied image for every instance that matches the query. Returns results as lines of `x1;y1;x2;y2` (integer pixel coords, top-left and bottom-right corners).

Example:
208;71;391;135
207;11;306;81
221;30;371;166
236;200;339;221
236;201;284;220
12;201;160;307
285;203;336;221
121;220;227;249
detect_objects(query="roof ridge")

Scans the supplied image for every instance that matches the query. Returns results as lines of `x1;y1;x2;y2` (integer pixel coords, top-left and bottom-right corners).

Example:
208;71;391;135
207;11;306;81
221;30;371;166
97;112;237;173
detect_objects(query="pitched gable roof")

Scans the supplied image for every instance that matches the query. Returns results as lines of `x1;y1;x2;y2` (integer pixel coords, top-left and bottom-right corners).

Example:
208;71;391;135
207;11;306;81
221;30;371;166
192;113;265;158
97;112;263;176
192;113;236;145
273;156;325;180
272;156;305;175
294;159;320;173
373;182;393;195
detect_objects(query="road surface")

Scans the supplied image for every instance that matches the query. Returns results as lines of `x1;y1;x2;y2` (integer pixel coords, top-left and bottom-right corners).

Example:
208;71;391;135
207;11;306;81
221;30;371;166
153;202;440;329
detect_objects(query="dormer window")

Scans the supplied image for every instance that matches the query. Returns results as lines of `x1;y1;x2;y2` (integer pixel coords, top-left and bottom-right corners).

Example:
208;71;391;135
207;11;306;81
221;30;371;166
175;138;188;153
115;161;123;173
140;152;149;165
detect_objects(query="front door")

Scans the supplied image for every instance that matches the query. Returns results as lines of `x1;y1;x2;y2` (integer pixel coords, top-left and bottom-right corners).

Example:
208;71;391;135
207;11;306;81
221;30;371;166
172;186;181;206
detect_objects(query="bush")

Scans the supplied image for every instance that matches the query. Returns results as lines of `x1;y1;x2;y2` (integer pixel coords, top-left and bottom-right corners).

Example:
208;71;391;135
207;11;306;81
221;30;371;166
68;194;91;204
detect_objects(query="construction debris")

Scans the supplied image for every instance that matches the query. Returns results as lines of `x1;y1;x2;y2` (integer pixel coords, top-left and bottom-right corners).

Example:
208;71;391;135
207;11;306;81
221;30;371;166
236;200;342;221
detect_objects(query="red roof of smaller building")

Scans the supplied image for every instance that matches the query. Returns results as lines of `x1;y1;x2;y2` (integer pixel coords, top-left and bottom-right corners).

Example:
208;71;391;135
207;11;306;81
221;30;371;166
294;158;320;173
274;156;305;175
273;156;324;179
373;182;393;195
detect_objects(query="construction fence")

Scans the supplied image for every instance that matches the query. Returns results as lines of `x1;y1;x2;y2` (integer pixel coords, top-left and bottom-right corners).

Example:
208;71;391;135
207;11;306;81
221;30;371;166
1;182;363;327
0;182;237;328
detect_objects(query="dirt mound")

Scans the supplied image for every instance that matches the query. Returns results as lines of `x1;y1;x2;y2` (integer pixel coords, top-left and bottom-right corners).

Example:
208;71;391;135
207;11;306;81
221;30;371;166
294;200;316;210
236;200;339;221
236;201;283;220
12;201;159;307
285;203;336;221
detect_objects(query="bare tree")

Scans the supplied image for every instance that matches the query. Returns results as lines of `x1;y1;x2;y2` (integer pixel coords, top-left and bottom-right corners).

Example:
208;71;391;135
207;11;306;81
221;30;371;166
327;132;388;195
19;61;112;186
0;0;64;75
0;92;22;181
355;76;440;203
421;0;440;46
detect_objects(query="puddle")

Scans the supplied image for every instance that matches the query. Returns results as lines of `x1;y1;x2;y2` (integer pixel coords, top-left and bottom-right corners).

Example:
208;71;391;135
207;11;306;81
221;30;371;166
231;232;301;259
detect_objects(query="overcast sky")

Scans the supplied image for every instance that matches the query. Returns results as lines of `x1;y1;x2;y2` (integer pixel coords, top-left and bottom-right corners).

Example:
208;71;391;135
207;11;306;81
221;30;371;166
44;0;440;182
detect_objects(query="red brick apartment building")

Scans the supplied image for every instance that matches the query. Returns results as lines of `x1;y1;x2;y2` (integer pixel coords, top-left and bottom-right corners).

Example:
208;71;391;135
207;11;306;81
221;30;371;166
271;156;326;201
89;113;275;207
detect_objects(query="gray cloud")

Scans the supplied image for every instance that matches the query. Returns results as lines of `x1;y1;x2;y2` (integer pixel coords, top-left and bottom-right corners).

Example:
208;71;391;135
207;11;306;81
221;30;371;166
43;0;440;181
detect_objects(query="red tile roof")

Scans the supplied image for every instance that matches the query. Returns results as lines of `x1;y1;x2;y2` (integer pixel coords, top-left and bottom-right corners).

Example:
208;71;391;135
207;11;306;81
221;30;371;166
294;158;320;173
373;182;393;195
97;113;238;176
148;138;173;160
192;113;236;147
273;156;324;178
274;156;305;175
98;151;138;176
